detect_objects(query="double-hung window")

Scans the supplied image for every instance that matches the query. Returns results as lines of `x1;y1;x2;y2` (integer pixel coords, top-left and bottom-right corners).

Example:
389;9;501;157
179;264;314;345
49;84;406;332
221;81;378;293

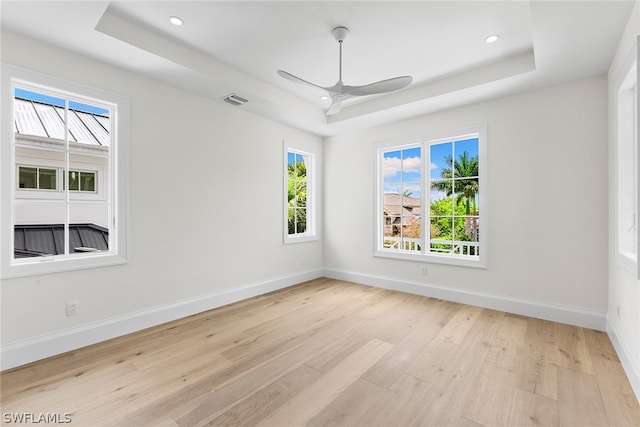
374;126;487;268
284;144;317;244
1;64;129;278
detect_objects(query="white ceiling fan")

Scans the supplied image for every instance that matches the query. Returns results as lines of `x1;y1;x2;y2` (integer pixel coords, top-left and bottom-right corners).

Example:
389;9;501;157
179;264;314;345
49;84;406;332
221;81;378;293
278;26;413;115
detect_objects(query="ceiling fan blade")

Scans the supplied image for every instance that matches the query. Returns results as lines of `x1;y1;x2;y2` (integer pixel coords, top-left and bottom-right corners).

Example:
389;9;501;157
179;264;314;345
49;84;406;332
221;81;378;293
277;70;327;91
344;76;413;96
326;95;344;115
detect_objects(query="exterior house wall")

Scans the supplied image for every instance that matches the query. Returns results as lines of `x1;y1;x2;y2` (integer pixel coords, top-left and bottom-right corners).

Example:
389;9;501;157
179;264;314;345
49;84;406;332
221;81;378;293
14;142;110;227
0;30;323;368
608;0;640;399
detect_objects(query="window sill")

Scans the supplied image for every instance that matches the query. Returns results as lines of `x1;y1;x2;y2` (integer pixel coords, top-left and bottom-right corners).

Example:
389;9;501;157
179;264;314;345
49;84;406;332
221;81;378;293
284;234;319;245
1;252;127;279
374;249;487;269
615;251;637;276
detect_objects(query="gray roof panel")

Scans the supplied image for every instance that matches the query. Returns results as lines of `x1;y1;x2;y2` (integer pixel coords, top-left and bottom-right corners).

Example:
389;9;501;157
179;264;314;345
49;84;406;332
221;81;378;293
14;224;109;258
68;110;99;145
75;110;110;146
33;102;66;140
14;97;110;146
14;99;47;138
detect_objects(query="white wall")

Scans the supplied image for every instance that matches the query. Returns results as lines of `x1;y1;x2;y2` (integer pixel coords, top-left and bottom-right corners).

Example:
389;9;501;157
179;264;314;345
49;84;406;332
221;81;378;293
608;0;640;398
324;75;609;327
0;31;323;366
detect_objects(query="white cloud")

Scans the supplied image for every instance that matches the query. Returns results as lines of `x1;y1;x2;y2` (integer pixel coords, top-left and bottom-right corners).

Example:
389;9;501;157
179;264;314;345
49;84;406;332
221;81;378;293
383;156;421;177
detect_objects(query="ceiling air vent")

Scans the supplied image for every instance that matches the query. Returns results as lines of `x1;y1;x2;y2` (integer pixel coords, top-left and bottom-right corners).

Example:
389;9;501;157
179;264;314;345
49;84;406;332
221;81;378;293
221;93;249;106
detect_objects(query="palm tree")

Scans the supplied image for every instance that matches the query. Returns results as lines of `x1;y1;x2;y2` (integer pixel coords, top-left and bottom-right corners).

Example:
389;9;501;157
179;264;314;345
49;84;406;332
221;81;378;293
431;151;479;239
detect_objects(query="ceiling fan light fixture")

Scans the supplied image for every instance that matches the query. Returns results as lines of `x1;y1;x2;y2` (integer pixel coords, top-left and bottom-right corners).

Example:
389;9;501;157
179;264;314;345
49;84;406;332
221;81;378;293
485;34;500;43
169;16;184;26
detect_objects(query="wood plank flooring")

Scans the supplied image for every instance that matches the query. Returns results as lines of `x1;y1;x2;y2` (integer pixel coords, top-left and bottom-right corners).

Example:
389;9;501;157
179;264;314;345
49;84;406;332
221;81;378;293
1;278;639;426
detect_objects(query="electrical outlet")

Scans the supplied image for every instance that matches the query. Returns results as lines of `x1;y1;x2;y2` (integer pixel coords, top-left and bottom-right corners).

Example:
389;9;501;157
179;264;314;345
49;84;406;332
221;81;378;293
420;266;428;276
66;301;79;316
617;305;621;318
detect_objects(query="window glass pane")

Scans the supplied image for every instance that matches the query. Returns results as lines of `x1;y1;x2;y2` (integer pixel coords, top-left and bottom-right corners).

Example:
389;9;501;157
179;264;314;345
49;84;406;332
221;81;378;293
295;208;307;234
430;142;453;181
453;138;479;179
287;151;310;236
430;182;454;216
18;167;37;189
383;146;421;252
38;168;57;190
13;89;64;140
68;170;79;191
67;101;110;145
428;137;479;258
287;207;296;234
80;172;95;192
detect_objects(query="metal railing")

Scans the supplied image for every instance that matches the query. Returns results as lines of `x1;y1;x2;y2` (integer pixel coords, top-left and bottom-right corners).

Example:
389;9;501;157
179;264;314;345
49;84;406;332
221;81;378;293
383;237;479;256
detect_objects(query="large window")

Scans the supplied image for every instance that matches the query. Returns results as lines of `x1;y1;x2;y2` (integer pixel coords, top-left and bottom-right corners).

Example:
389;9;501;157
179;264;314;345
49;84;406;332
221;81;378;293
374;126;487;268
615;40;639;276
284;145;317;244
1;64;129;278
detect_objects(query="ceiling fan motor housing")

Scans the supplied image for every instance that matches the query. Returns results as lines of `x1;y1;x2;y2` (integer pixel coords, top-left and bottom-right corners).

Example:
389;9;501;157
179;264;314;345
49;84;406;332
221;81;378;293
332;26;349;43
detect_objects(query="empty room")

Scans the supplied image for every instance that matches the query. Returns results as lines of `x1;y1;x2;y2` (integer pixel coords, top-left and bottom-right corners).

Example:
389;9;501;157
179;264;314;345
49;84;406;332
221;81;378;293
1;1;639;425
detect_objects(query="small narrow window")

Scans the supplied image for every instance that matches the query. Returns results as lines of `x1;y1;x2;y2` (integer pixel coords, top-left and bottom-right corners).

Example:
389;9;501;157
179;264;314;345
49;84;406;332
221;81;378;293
284;144;317;244
67;170;97;192
17;166;57;190
18;167;38;189
615;40;639;276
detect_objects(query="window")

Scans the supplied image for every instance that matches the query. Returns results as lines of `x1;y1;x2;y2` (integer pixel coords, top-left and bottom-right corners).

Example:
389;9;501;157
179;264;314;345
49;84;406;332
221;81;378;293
67;170;97;192
18;166;57;190
284;145;317;243
615;40;639;276
1;64;129;278
374;126;487;268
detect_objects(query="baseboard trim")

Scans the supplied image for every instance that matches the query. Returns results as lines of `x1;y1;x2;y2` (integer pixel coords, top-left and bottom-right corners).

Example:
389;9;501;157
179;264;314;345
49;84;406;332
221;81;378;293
0;269;323;371
607;319;640;403
324;268;607;330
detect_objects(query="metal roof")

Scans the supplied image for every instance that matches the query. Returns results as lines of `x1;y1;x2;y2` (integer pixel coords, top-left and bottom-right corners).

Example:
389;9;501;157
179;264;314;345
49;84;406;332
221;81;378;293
13;98;110;146
14;224;109;258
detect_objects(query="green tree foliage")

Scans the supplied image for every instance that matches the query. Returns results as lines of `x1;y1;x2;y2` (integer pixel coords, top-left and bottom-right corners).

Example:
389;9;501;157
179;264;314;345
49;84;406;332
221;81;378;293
288;160;307;234
430;151;479;245
431;151;478;216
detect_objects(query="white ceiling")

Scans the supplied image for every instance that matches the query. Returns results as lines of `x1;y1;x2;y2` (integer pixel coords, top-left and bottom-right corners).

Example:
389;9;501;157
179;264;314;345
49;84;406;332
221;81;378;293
0;1;634;136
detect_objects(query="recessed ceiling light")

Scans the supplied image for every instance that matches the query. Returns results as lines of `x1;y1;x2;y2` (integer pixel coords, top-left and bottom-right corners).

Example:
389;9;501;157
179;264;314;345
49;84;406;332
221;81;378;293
485;34;500;44
169;16;184;26
320;95;329;100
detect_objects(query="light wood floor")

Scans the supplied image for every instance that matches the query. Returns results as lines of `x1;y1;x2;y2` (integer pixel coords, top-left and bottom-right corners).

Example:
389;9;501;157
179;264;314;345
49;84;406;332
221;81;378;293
2;278;639;426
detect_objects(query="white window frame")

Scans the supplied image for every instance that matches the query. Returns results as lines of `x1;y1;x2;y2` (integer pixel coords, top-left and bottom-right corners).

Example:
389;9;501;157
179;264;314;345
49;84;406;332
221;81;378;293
283;143;317;244
1;63;129;278
374;125;488;268
17;165;58;191
614;39;639;277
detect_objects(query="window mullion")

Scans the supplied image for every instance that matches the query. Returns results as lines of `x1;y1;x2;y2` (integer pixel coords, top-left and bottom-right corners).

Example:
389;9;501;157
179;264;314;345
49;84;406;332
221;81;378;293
64;100;70;256
423;142;429;254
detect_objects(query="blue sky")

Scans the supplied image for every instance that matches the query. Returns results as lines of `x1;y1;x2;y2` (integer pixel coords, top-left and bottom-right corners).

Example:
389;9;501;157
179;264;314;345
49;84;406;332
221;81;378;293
15;88;110;116
383;138;479;202
383;146;421;198
288;151;307;167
